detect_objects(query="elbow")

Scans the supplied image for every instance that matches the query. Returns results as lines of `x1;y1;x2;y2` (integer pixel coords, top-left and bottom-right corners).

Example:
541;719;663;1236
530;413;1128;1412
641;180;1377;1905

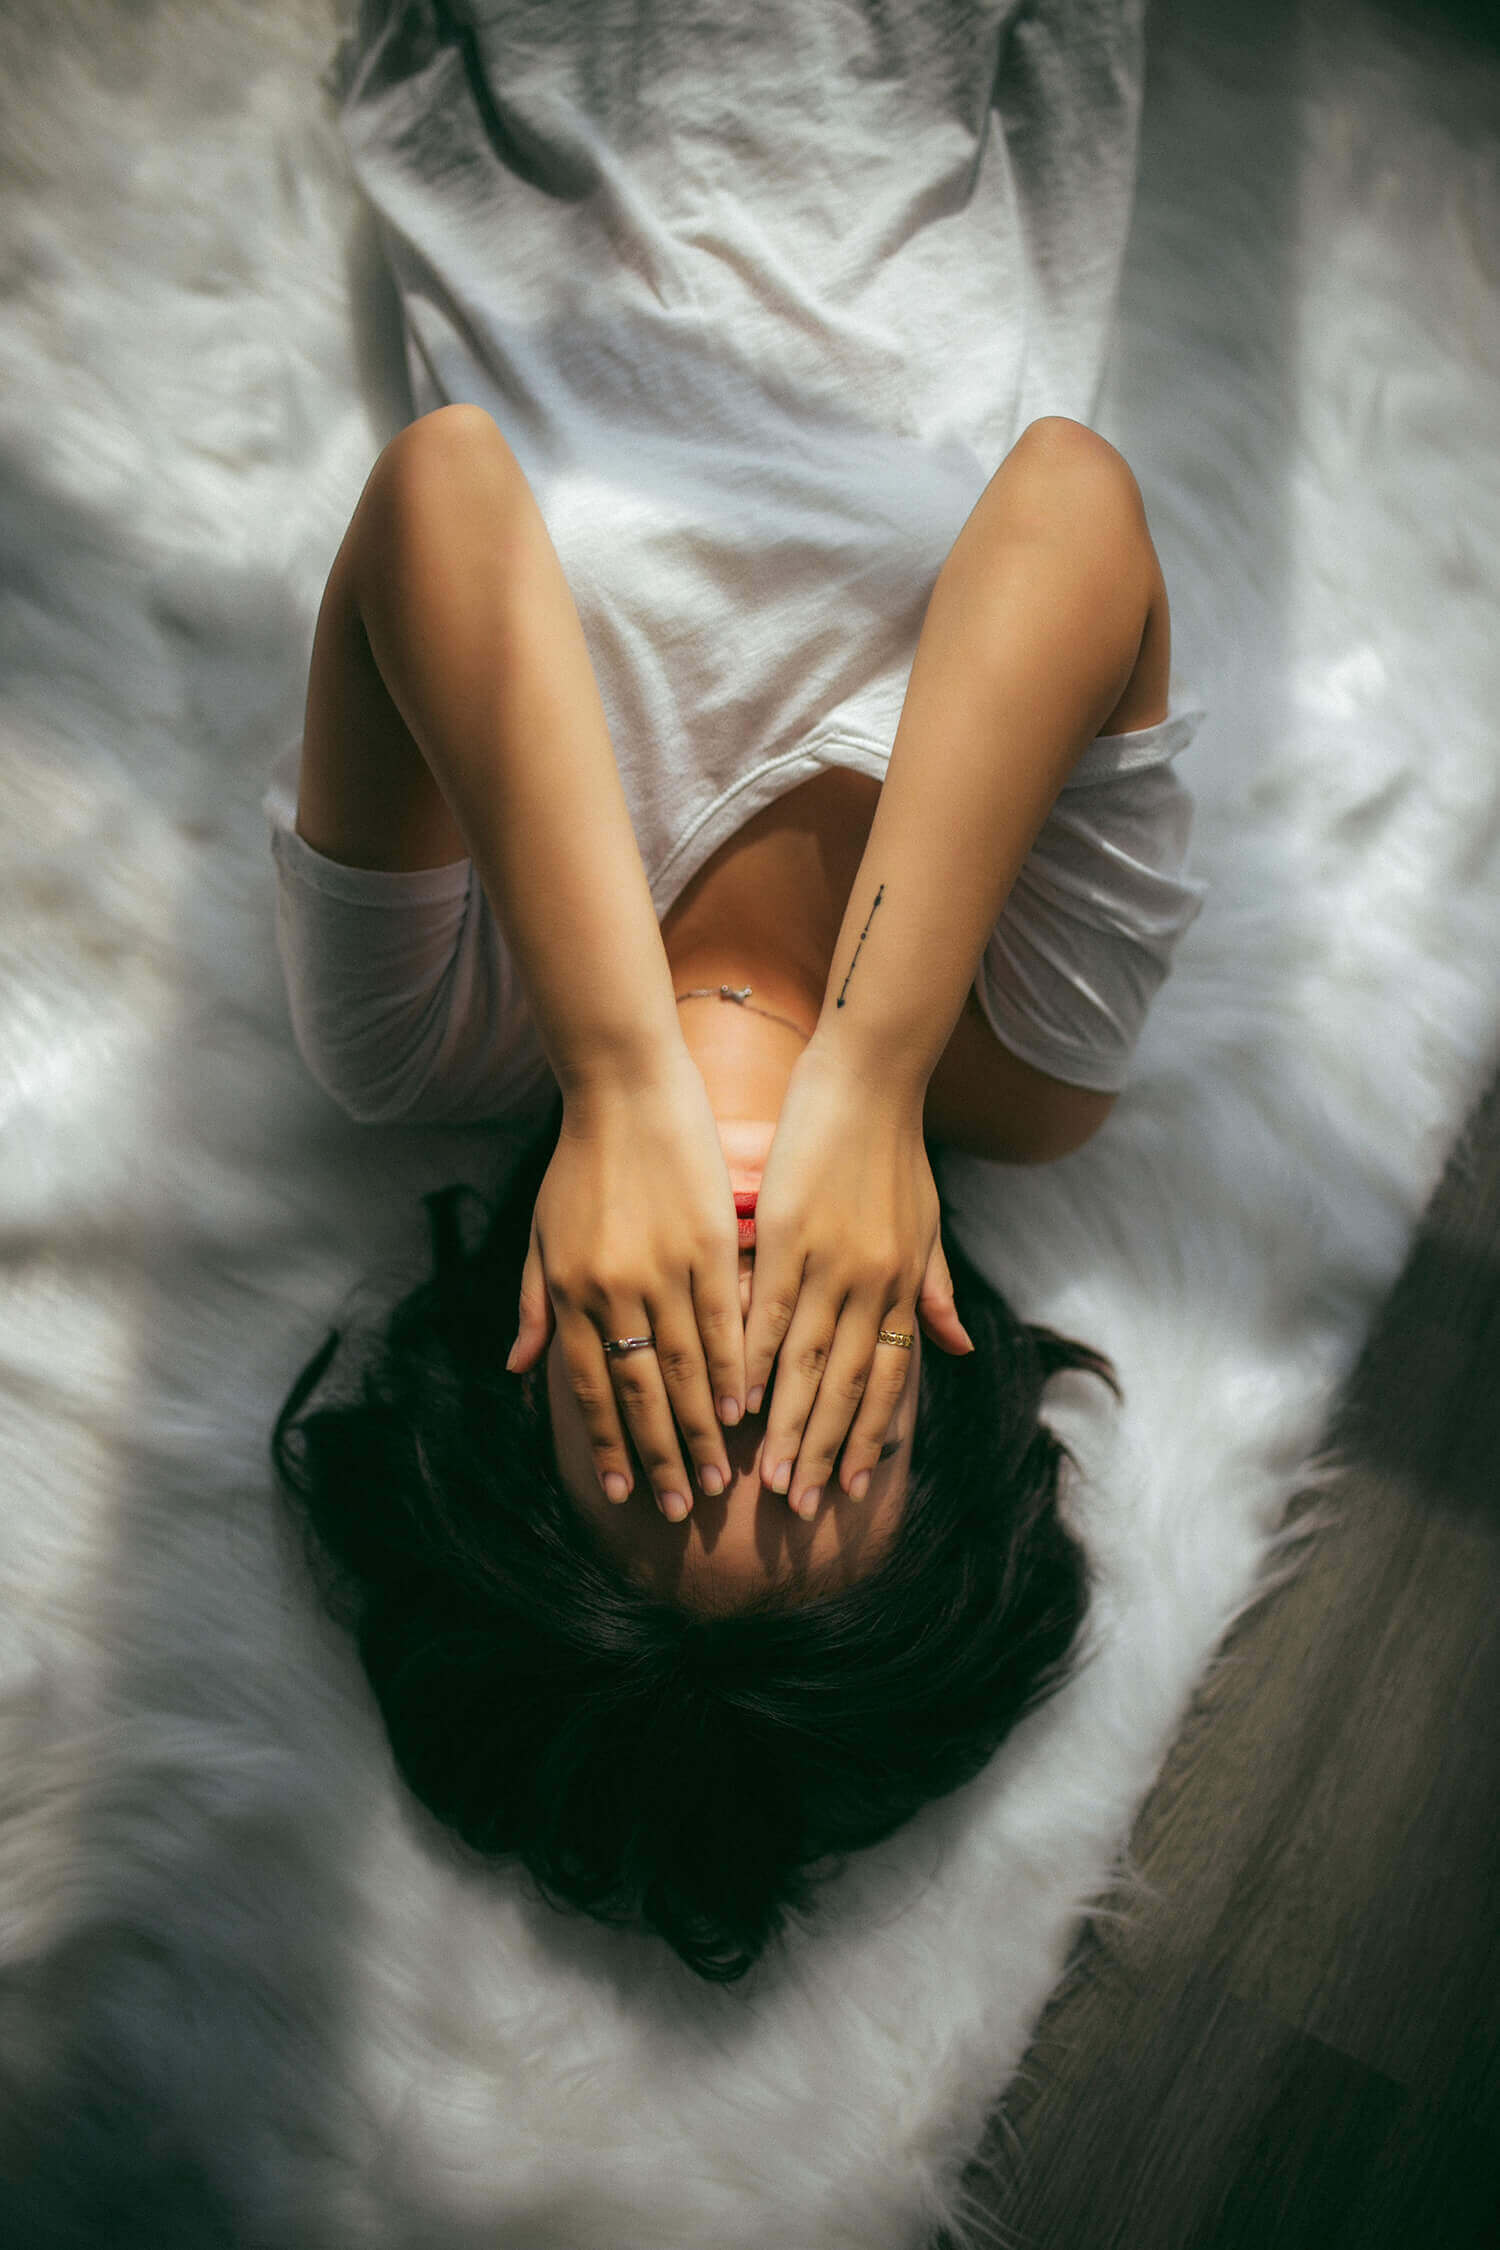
1009;417;1150;545
997;1089;1118;1165
927;1087;1118;1166
1029;1088;1118;1163
1014;414;1138;487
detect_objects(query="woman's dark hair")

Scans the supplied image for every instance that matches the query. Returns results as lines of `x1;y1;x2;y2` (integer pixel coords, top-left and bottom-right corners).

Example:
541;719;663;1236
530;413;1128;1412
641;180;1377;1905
271;1097;1118;1983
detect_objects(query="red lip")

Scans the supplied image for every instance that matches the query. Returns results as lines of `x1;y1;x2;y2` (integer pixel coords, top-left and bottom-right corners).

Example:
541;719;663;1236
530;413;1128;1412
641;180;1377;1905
734;1190;757;1249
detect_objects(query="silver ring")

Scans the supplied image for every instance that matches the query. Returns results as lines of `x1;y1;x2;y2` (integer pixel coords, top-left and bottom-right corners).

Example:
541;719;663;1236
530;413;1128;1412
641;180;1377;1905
602;1334;657;1358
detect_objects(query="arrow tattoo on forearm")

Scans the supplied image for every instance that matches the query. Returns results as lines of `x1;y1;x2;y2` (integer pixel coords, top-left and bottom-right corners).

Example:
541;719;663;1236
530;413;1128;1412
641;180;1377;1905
836;883;885;1007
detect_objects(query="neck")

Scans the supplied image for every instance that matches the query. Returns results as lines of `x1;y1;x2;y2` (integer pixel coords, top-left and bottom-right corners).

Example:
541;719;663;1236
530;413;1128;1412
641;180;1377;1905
671;959;821;1130
674;984;815;1040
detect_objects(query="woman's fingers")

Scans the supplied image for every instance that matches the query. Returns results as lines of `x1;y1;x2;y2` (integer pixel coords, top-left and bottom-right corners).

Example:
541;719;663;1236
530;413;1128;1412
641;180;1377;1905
829;1314;918;1503
505;1211;556;1376
558;1315;702;1519
518;1059;750;1512
758;1284;916;1518
642;1285;742;1506
745;1240;856;1509
690;1262;749;1431
741;1244;806;1467
558;1281;738;1519
917;1235;975;1356
741;1230;811;1423
738;1048;948;1513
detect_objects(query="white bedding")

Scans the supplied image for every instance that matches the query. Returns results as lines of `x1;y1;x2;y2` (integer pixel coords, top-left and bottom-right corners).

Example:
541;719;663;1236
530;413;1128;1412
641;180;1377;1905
1;2;1496;2244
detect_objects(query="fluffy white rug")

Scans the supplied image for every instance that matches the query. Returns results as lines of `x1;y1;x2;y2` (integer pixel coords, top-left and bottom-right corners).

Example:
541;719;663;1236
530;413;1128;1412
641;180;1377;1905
1;2;1496;2244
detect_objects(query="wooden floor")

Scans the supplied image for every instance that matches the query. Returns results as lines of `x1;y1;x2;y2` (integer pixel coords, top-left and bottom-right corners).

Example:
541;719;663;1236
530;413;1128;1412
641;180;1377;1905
940;1058;1500;2250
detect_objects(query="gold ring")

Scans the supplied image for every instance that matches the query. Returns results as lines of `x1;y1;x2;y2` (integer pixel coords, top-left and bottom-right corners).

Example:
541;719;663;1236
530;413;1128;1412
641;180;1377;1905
877;1328;915;1350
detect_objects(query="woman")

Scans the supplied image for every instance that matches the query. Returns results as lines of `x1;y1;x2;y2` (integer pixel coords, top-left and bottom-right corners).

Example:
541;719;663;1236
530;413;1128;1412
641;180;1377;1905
268;404;1203;1979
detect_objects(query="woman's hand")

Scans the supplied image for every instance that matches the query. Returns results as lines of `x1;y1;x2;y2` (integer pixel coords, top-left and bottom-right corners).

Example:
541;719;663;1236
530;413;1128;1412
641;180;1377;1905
505;1053;745;1519
743;1044;974;1516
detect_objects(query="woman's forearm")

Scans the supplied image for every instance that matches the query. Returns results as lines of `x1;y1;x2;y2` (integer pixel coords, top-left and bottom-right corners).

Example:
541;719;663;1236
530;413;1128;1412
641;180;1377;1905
810;422;1160;1105
351;410;683;1101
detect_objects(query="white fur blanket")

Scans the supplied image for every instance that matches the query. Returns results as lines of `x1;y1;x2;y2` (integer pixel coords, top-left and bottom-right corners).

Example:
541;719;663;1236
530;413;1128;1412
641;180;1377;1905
1;3;1496;2244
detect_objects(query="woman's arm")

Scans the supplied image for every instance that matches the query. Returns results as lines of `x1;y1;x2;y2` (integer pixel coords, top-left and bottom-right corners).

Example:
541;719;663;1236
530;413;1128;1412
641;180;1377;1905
342;406;687;1103
738;419;1169;1515
309;407;745;1516
809;416;1165;1109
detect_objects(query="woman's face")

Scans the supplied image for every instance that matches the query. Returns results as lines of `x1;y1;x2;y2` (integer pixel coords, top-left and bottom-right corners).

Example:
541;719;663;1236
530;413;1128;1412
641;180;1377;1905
544;1117;922;1612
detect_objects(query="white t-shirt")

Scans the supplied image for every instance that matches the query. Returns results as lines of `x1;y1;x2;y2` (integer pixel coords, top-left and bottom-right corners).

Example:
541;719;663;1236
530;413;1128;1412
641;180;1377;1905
264;0;1207;1125
330;0;1154;806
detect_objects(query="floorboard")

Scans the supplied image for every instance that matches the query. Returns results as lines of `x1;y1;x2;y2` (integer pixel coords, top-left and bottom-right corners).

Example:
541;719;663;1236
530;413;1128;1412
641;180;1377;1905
938;1058;1500;2250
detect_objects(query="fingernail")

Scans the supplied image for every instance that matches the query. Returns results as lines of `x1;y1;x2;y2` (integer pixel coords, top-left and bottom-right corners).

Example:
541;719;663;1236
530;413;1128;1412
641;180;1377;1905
602;1471;629;1503
747;1385;765;1415
699;1463;725;1496
772;1459;792;1494
505;1343;520;1373
719;1395;741;1426
660;1491;690;1522
797;1486;821;1518
850;1469;871;1502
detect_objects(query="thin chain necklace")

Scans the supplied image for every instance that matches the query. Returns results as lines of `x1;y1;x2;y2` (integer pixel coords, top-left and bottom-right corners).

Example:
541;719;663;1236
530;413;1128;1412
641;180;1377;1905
673;983;815;1041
